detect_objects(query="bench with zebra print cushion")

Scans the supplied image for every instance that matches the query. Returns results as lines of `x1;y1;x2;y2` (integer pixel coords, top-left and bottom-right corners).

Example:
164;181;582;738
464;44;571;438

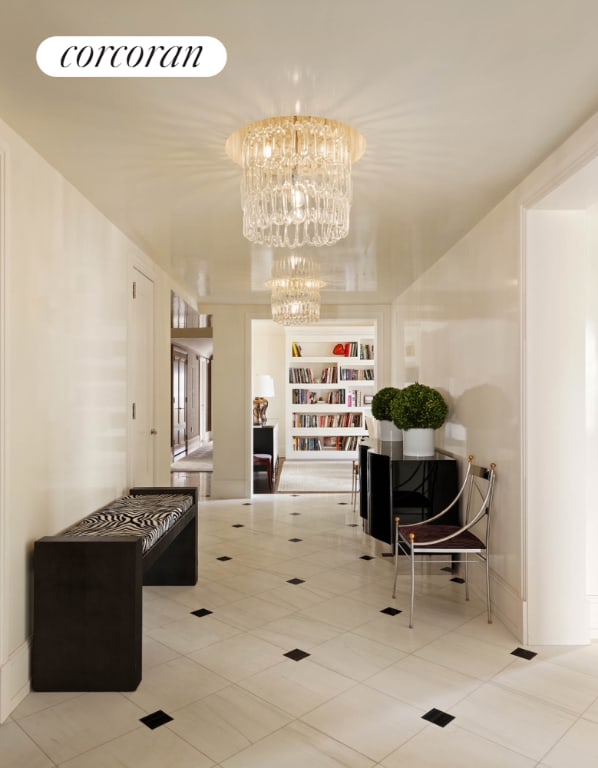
32;486;198;693
59;492;194;554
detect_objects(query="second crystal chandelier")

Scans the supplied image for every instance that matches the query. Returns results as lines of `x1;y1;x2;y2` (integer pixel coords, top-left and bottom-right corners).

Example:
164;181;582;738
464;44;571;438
226;116;365;248
266;252;325;326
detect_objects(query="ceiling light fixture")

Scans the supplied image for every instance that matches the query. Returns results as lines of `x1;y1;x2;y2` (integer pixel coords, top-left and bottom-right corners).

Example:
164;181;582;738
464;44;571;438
226;116;365;248
266;252;326;326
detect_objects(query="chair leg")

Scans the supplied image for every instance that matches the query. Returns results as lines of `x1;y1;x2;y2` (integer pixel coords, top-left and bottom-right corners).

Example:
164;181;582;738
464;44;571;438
409;549;415;628
351;461;359;512
485;554;492;624
465;555;470;601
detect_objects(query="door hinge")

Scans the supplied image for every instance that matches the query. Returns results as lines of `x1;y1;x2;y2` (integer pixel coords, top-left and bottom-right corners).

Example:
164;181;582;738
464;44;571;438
132;281;137;299
132;402;136;420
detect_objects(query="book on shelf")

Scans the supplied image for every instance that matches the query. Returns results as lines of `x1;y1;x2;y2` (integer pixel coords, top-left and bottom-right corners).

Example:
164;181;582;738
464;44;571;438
291;413;363;428
359;343;374;360
339;367;375;381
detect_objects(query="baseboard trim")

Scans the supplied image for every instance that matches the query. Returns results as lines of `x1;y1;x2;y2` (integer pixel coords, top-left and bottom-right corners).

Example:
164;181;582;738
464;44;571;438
0;640;30;723
589;594;598;639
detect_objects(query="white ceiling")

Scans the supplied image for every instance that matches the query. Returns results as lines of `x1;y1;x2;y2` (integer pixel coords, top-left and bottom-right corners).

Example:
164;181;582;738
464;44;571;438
2;0;598;308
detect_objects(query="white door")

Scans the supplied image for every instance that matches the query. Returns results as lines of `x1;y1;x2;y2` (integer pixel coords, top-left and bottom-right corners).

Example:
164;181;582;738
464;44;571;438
129;266;155;486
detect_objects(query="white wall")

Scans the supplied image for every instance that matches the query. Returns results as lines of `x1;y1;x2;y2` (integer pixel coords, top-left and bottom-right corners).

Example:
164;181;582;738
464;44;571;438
252;320;286;451
525;210;590;643
392;201;522;636
392;110;598;643
588;202;598;633
0;118;175;720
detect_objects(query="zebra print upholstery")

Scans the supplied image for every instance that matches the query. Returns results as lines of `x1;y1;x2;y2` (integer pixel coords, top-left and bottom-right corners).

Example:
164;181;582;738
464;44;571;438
60;493;194;554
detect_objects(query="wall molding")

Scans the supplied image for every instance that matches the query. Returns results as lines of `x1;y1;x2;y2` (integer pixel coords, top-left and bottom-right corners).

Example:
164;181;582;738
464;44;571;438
0;148;8;717
589;594;598;640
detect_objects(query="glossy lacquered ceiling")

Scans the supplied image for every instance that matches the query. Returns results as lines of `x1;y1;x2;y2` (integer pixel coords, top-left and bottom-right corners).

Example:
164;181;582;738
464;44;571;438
2;0;598;307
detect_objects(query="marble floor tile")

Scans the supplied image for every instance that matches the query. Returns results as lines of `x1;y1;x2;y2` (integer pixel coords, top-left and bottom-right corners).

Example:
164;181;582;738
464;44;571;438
58;724;214;768
450;682;577;760
0;720;54;768
188;631;291;682
250;612;343;650
16;693;145;764
123;655;229;713
146;612;241;655
540;717;598;768
310;631;406;681
297;594;387;631
300;683;425;762
366;653;482;711
168;684;292;762
220;720;374;768
237;658;356;717
9;487;596;768
413;629;518;680
381;722;537;768
492;656;598;714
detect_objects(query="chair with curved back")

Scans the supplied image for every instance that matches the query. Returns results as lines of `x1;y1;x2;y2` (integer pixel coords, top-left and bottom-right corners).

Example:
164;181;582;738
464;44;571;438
392;455;497;628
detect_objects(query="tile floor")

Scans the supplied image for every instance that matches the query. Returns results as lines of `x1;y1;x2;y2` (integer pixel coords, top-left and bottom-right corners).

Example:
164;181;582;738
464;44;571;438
3;485;598;767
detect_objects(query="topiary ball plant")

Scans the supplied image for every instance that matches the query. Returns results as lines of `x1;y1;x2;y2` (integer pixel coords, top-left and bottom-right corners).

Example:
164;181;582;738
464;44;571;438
390;383;448;430
371;387;401;421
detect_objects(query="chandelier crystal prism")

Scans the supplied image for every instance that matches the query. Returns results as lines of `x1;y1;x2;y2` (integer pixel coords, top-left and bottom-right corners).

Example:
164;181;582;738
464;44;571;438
226;116;365;248
266;253;326;326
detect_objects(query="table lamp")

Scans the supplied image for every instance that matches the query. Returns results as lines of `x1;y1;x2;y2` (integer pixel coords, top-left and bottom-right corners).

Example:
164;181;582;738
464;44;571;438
253;374;275;426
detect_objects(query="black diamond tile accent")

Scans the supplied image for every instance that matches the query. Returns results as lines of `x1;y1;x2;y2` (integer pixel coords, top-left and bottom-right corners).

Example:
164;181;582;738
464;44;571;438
242;502;252;506
191;608;213;618
338;501;349;505
360;555;375;560
347;523;359;527
288;538;303;542
289;512;301;515
140;710;173;730
217;556;232;561
287;578;305;585
232;524;245;528
450;577;466;584
291;494;300;497
440;566;453;572
381;606;402;616
382;552;394;557
422;708;454;727
511;646;538;660
284;648;311;661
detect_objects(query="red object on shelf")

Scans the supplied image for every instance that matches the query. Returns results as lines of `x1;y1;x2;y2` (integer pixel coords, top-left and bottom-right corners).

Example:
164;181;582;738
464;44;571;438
333;343;345;355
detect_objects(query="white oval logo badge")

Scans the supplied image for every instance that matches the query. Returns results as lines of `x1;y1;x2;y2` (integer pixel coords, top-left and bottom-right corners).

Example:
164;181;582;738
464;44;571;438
36;36;227;77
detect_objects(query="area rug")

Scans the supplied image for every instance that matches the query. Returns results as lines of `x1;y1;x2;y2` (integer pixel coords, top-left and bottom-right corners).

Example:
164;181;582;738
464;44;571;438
277;459;354;493
170;442;213;472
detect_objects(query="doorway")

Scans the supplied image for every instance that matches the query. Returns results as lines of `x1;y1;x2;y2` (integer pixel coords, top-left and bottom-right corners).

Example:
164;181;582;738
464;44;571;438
172;346;188;457
128;265;156;486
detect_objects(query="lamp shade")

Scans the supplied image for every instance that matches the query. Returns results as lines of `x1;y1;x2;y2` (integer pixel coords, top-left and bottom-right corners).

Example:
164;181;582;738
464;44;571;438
254;374;275;398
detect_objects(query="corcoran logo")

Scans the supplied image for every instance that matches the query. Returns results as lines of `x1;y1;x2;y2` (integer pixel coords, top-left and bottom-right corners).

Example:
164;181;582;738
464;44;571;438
36;36;227;77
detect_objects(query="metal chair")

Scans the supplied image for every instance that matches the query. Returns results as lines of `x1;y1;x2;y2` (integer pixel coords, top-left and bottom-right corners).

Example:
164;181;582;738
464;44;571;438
392;455;496;628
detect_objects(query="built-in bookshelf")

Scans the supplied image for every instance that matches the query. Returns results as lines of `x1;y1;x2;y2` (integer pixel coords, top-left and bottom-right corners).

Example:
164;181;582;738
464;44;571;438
286;326;376;460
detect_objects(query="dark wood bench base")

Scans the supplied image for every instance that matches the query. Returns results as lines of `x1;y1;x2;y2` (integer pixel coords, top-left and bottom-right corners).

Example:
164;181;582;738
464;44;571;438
31;486;198;692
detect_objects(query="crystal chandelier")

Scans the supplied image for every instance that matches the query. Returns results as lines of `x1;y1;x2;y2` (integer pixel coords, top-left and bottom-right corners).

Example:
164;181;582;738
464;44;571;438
226;116;365;248
266;253;326;326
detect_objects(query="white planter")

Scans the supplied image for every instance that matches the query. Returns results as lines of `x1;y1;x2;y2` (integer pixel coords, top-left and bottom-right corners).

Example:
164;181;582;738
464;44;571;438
403;428;435;456
378;420;403;441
